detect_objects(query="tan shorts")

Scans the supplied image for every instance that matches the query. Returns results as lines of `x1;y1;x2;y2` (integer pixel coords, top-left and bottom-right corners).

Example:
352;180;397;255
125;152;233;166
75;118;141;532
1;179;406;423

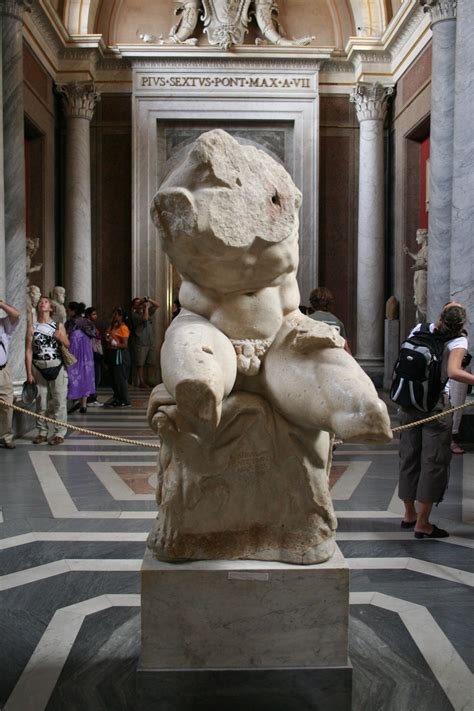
132;344;157;367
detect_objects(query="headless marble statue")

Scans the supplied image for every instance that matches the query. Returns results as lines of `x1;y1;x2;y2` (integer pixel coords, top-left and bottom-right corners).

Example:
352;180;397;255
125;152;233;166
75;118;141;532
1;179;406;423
50;286;66;324
147;129;392;565
404;228;428;322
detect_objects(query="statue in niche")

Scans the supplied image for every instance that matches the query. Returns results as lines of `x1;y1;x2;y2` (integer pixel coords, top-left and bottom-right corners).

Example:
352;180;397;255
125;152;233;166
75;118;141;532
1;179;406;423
160;0;314;50
26;284;41;327
50;286;67;324
147;130;391;566
26;237;42;279
404;228;428;322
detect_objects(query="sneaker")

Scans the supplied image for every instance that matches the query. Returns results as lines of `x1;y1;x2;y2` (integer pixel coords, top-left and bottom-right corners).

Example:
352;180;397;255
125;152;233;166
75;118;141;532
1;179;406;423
89;400;104;407
32;435;48;445
119;402;131;407
3;441;16;449
104;399;119;408
48;436;65;446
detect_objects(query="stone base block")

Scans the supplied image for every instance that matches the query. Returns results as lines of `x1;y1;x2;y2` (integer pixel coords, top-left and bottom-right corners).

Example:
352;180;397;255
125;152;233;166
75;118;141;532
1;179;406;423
136;666;352;711
139;546;351;707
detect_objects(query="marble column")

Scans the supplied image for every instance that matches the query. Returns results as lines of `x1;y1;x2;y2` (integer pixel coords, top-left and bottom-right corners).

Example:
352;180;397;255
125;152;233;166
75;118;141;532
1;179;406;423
57;82;100;305
450;0;473;335
421;0;457;321
1;0;32;383
0;12;5;300
350;83;393;375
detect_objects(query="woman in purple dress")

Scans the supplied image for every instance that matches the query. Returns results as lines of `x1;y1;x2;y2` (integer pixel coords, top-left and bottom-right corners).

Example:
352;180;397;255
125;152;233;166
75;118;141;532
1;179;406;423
65;302;96;413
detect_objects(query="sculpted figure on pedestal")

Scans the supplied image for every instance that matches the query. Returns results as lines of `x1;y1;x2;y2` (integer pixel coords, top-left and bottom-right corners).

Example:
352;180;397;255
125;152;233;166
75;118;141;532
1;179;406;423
404;228;428;321
162;0;314;49
26;237;42;279
147;130;391;565
50;286;67;324
26;284;41;327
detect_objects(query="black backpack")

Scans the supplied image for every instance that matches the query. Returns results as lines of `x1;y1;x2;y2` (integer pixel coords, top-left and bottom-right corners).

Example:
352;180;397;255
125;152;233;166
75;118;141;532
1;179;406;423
390;323;448;412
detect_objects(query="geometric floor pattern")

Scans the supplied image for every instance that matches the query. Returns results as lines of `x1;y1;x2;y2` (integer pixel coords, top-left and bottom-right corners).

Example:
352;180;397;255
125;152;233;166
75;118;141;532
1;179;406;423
1;388;473;710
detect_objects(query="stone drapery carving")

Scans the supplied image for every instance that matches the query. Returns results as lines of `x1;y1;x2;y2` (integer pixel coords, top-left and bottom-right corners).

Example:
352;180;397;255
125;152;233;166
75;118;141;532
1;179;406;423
350;82;394;122
161;0;314;50
147;130;391;566
404;228;428;321
56;82;100;120
420;0;457;25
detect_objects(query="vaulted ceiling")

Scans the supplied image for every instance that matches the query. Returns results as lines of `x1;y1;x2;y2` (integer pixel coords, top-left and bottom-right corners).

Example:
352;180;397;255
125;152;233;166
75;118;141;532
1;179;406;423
54;0;402;50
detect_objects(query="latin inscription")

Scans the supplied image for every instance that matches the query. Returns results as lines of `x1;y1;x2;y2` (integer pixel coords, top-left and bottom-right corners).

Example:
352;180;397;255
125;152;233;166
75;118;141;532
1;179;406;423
139;75;312;90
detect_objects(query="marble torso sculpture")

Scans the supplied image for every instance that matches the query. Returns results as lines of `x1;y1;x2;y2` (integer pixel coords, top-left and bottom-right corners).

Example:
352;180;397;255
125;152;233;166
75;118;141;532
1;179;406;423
50;286;66;323
148;130;391;565
404;228;428;321
162;0;314;49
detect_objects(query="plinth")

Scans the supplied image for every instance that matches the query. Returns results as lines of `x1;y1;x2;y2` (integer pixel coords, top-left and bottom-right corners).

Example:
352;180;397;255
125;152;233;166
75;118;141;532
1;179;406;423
137;546;352;710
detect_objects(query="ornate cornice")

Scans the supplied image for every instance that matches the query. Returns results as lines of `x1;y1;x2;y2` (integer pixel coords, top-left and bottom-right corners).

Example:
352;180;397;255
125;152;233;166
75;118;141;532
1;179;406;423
130;57;322;71
56;82;101;120
320;60;354;73
389;4;426;57
0;0;32;23
350;82;394;122
420;0;456;26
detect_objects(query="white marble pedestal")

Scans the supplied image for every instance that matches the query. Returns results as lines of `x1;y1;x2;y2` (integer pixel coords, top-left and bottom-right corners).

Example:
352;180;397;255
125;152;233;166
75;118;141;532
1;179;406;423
137;546;352;710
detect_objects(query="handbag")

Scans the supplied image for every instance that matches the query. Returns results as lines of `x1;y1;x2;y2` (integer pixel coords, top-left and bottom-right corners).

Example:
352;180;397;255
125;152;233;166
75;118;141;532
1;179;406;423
60;344;77;369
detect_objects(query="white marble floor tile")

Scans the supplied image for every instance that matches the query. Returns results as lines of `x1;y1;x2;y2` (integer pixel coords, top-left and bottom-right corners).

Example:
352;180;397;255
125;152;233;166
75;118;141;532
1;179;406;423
3;594;140;711
350;592;473;711
330;461;371;500
0;532;147;549
347;557;474;586
87;462;155;501
0;559;142;591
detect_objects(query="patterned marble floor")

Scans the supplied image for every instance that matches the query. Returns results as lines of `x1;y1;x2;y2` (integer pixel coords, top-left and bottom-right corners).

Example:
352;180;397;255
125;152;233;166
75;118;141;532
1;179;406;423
0;389;472;711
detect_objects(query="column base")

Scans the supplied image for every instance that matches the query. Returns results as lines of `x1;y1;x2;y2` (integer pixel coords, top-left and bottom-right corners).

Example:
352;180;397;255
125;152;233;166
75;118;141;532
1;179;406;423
136;666;353;711
355;356;384;387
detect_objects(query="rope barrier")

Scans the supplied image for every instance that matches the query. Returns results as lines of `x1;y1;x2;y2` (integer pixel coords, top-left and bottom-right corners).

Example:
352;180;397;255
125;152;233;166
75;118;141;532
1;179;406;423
0;398;161;450
0;397;472;450
391;401;473;433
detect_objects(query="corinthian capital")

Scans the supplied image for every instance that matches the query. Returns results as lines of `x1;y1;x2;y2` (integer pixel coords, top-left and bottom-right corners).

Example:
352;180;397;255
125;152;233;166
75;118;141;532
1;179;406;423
420;0;456;25
56;82;100;121
350;83;394;123
0;0;33;22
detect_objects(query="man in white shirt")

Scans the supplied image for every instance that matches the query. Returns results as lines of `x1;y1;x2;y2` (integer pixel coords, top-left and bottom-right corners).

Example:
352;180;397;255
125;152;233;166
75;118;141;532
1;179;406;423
0;299;20;448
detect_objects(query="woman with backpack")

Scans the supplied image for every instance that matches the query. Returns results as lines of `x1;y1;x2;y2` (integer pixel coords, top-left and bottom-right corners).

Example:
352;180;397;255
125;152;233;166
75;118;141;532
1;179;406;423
397;302;474;539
